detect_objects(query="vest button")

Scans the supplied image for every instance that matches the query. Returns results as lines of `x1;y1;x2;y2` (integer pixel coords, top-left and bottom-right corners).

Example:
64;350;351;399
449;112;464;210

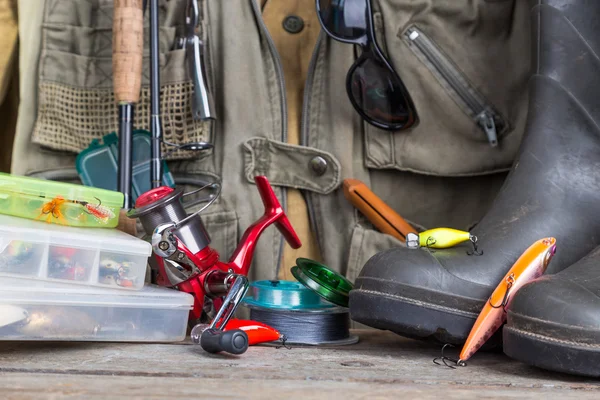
283;15;304;34
310;156;328;176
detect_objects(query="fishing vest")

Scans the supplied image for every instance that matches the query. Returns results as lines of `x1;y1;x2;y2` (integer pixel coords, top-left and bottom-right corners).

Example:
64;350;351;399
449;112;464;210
12;0;531;282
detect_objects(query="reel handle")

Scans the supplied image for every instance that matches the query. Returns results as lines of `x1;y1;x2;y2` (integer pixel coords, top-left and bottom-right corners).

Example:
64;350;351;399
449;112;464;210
200;328;249;355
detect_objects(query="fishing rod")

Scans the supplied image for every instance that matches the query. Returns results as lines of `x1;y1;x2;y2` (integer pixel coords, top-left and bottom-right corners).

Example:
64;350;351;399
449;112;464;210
113;0;144;209
149;0;162;189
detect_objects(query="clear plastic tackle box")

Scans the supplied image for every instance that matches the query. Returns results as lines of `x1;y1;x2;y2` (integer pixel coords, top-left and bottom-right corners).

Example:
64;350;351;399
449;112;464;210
0;277;193;342
0;214;152;290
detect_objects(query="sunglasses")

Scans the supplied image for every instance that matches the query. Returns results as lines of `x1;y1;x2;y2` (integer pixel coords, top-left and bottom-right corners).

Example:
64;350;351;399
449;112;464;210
316;0;419;131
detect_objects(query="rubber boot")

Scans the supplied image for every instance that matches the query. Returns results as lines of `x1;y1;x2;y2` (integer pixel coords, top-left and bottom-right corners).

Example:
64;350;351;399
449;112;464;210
503;246;600;377
349;0;600;345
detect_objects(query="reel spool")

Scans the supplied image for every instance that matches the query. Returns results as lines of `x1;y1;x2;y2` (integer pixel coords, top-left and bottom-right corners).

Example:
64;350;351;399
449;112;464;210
127;182;219;251
127;182;221;286
242;275;358;346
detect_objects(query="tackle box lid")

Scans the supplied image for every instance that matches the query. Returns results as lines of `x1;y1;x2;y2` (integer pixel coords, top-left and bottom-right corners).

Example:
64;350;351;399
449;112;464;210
0;276;194;309
0;214;151;256
76;131;176;203
0;172;124;207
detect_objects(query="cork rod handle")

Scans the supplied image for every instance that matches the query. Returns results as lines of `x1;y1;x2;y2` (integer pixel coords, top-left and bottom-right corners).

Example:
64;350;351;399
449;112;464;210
113;0;144;104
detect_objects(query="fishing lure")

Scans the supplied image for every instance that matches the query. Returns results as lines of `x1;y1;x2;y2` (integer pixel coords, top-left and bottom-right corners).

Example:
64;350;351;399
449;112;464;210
406;228;477;249
74;198;115;223
224;319;284;346
38;196;68;224
438;237;557;367
38;196;114;225
6;241;33;257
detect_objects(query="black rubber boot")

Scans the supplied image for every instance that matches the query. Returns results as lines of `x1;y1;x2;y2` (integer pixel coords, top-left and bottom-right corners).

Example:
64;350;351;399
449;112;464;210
350;0;600;345
503;246;600;377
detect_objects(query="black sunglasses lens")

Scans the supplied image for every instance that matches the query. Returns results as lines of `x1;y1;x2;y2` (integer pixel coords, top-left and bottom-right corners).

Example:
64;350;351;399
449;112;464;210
318;0;367;40
349;56;416;129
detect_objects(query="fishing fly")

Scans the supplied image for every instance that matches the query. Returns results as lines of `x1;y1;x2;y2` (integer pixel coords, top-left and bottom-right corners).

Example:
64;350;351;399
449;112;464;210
74;197;115;223
38;196;68;224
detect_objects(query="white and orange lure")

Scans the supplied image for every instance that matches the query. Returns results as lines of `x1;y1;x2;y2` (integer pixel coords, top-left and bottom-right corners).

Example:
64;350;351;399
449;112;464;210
439;237;557;367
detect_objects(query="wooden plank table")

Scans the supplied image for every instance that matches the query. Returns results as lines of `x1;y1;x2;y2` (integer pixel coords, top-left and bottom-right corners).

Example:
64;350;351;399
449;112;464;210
0;329;599;399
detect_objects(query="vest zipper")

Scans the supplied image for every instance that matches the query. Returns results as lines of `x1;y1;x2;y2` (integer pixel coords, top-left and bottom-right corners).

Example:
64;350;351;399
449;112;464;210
300;32;325;255
250;0;288;275
405;26;503;147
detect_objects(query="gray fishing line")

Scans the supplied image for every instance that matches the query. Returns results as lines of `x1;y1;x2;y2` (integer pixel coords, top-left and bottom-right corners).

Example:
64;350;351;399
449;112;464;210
249;307;350;345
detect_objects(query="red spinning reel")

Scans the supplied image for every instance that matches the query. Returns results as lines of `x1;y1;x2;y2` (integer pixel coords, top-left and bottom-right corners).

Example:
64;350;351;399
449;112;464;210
128;176;301;354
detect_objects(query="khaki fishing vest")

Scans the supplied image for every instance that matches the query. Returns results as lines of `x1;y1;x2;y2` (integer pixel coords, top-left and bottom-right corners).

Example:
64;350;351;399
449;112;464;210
12;0;531;282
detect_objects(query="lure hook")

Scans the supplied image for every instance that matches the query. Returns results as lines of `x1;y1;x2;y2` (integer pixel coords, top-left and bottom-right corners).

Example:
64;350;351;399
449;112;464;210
79;197;103;216
275;335;292;350
466;235;483;256
433;344;467;369
425;236;437;253
489;273;515;309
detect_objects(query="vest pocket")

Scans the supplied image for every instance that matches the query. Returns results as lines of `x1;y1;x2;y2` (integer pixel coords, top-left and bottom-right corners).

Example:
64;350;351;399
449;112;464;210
363;1;530;176
346;223;403;284
33;0;213;162
403;26;507;147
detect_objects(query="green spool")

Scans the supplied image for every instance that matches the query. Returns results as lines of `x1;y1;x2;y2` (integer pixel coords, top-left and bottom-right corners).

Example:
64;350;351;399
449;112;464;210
292;258;354;308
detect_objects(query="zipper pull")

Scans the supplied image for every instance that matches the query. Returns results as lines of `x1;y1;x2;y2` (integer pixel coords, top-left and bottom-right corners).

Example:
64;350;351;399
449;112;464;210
477;111;498;147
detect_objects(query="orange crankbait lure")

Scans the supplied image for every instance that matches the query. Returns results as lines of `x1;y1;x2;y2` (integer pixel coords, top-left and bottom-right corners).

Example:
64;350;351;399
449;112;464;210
455;237;557;365
224;319;284;346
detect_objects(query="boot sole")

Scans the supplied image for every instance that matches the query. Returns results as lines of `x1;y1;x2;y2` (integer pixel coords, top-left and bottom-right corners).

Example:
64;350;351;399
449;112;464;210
350;288;479;345
503;325;600;377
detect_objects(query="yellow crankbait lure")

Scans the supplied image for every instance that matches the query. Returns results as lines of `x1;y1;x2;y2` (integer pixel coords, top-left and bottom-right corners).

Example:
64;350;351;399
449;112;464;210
406;228;476;249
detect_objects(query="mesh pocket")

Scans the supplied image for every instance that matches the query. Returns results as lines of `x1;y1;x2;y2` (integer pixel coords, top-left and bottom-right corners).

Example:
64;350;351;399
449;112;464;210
33;0;212;161
33;81;209;160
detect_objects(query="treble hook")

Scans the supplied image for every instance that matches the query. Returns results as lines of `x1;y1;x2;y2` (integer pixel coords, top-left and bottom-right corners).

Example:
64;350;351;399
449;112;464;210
466;235;483;256
433;344;467;369
425;236;437;253
276;335;292;350
489;273;515;309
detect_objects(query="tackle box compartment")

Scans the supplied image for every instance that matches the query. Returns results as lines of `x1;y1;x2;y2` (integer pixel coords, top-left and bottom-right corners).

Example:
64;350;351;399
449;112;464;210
0;214;151;290
0;277;193;342
0;172;123;228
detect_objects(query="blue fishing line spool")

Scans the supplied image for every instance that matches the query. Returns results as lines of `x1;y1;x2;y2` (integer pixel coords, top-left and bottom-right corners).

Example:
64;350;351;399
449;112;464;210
242;278;358;346
242;280;334;310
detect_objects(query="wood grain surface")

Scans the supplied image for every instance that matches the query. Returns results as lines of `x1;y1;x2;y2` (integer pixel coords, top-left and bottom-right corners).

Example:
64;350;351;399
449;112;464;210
0;330;599;399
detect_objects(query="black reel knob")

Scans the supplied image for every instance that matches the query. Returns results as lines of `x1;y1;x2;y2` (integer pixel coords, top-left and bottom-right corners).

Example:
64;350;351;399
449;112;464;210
200;328;249;355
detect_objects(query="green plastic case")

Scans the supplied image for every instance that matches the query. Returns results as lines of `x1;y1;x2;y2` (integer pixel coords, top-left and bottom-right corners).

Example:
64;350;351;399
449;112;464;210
0;173;123;228
76;130;175;202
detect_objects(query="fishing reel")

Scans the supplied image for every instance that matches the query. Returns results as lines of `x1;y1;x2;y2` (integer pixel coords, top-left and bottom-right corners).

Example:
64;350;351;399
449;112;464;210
128;176;301;354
